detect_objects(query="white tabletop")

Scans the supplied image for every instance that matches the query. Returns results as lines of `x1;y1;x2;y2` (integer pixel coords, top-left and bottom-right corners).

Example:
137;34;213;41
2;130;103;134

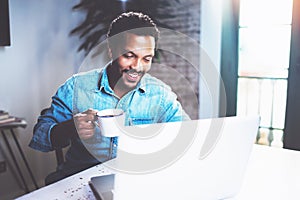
235;145;300;200
17;144;300;200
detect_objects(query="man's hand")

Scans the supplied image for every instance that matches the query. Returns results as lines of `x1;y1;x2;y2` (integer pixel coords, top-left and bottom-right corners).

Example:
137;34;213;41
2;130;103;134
74;108;98;140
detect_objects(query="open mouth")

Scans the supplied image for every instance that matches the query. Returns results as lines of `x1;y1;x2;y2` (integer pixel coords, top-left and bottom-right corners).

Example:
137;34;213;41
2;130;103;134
123;69;144;82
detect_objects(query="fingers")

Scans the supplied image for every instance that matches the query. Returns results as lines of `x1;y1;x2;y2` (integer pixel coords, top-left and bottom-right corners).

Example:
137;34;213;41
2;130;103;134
77;127;94;140
83;108;98;116
75;117;95;129
74;113;95;124
74;109;98;140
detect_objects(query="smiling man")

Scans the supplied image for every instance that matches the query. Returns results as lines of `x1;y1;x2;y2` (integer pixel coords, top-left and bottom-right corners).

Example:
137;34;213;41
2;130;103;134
29;12;190;184
107;32;155;97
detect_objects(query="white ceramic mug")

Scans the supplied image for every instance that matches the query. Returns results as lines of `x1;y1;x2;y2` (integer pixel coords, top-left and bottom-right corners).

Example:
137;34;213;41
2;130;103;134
95;109;125;137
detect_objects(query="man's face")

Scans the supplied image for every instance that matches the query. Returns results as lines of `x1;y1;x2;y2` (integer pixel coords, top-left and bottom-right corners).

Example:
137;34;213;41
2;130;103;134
112;32;155;89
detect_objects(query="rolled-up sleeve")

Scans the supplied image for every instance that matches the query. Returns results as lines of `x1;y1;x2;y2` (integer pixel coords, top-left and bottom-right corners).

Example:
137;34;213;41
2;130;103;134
29;77;75;152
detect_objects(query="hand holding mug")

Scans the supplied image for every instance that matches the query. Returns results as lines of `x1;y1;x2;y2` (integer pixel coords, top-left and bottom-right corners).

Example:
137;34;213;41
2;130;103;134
74;108;98;140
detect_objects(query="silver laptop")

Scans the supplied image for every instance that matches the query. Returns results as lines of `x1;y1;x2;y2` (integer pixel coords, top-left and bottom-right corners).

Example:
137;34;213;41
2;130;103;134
89;116;260;200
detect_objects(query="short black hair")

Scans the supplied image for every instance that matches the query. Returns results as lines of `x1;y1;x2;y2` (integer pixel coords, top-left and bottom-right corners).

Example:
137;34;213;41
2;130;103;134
107;12;159;49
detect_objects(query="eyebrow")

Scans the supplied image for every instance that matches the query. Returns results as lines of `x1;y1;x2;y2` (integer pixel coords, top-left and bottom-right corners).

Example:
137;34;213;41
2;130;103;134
123;49;154;57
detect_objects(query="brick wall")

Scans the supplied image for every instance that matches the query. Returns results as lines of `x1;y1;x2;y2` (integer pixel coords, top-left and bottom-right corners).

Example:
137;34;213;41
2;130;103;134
150;0;200;119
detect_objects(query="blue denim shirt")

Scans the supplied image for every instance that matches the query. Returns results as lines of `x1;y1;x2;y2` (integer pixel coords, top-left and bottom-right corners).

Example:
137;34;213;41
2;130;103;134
29;66;190;164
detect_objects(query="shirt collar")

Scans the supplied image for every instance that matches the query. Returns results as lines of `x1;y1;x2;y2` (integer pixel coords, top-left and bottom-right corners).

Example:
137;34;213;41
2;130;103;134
138;75;147;93
99;66;114;94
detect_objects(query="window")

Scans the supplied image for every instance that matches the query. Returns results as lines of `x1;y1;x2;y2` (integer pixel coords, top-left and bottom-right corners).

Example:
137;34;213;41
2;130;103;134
237;0;293;147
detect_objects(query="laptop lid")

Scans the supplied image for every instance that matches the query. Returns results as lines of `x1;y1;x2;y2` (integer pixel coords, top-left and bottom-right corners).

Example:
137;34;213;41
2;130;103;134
89;116;259;200
89;174;115;200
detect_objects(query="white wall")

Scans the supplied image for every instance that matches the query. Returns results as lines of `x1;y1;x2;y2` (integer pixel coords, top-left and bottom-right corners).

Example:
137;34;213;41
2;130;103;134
0;0;84;198
199;0;223;118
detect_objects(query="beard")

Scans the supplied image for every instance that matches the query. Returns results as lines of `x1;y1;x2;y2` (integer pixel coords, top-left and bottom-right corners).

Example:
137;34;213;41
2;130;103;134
108;61;146;93
118;68;145;90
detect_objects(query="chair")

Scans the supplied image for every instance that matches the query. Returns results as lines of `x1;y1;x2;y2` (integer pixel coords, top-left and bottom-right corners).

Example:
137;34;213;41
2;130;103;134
39;108;68;185
44;147;67;185
55;148;65;168
44;146;96;185
41;108;98;185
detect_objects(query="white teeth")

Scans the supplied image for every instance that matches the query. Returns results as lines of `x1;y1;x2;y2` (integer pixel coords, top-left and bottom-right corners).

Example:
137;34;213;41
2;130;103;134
128;73;138;78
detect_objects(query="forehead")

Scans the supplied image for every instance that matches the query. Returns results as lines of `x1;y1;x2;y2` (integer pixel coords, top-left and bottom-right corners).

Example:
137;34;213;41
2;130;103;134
122;33;155;52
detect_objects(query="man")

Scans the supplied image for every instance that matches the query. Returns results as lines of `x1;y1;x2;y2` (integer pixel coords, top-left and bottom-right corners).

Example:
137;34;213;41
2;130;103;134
29;12;189;184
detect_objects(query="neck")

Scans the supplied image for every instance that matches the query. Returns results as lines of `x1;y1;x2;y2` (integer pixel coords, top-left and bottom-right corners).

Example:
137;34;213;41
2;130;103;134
114;87;130;99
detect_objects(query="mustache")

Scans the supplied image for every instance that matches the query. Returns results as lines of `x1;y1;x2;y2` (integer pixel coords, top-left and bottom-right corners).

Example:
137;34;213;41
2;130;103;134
122;69;144;76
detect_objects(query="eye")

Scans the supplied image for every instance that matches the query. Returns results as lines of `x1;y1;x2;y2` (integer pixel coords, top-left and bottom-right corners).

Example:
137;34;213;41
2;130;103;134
123;52;135;59
144;56;153;62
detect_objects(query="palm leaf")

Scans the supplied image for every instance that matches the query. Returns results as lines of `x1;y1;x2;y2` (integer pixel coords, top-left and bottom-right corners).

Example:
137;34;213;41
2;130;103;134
70;0;182;55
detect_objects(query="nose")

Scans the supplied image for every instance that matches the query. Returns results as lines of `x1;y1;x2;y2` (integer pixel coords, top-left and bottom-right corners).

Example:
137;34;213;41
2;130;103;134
131;59;142;71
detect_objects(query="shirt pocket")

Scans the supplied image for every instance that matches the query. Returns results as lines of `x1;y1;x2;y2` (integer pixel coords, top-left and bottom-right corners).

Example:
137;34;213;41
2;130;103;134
129;117;155;125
